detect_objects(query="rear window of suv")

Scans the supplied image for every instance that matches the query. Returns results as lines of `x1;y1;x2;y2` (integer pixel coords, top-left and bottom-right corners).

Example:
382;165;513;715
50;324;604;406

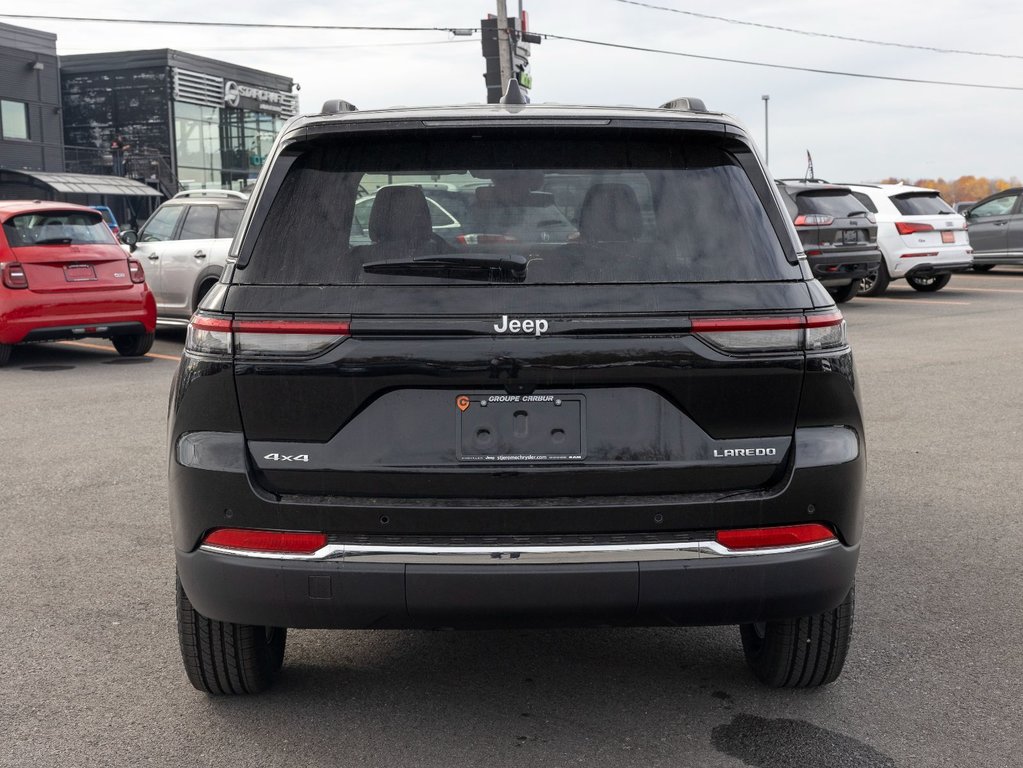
891;192;954;216
794;190;871;218
238;130;799;285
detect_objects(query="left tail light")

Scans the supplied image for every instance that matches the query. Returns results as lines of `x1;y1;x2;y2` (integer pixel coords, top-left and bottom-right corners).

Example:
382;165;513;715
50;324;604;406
793;214;834;226
127;259;146;284
186;312;351;359
2;262;28;289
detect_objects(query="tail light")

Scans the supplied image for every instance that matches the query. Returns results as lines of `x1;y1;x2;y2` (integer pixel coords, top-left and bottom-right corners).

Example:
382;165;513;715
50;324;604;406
692;310;846;353
455;233;519;245
185;312;350;359
2;262;28;289
793;214;834;226
716;523;836;550
127;258;146;284
895;221;934;235
202;528;328;555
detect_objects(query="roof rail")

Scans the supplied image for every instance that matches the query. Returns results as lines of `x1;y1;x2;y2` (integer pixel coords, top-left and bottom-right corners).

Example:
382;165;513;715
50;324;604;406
172;189;248;200
321;99;358;114
659;97;707;112
777;177;832;185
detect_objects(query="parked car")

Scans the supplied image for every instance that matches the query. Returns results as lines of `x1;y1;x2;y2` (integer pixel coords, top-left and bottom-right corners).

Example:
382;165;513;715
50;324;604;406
91;205;120;238
170;95;864;694
0;201;155;366
119;190;246;323
775;180;882;302
961;187;1023;271
842;183;972;295
953;201;976;215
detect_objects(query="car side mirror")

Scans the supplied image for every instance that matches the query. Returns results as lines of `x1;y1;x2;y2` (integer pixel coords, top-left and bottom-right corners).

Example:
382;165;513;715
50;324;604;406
119;230;139;249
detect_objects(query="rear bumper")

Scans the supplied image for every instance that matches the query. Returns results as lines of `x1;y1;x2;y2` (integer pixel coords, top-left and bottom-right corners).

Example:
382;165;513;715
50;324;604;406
176;539;859;629
0;288;156;344
807;249;882;284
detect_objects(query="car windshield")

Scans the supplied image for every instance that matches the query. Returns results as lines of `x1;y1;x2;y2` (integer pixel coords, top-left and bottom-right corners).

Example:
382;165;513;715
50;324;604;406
3;211;116;247
239;131;799;285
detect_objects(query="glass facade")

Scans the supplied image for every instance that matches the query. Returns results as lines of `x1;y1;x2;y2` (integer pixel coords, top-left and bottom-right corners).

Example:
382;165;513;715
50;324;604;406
174;101;285;191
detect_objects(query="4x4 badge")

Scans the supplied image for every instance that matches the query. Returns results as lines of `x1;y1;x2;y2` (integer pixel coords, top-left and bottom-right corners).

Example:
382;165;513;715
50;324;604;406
456;395;471;412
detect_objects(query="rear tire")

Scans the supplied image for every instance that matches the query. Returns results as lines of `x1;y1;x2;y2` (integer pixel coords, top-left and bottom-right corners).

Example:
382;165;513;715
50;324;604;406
973;264;994;272
176;576;286;695
0;344;11;367
858;262;890;296
827;282;859;304
112;332;154;357
906;273;951;292
739;586;854;688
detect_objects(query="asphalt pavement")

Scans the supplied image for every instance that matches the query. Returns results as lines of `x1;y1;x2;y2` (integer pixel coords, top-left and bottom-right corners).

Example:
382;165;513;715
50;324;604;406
1;269;1021;767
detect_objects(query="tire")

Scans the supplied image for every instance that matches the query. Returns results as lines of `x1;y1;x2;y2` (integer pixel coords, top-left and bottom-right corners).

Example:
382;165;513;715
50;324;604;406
973;264;994;272
858;262;890;297
0;344;11;367
193;275;220;312
739;586;854;688
827;282;859;304
176;576;286;695
111;332;154;357
906;272;951;292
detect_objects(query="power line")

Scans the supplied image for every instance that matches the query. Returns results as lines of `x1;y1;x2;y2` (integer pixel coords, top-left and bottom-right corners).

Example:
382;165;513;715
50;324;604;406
612;0;1023;60
542;32;1023;92
59;39;477;54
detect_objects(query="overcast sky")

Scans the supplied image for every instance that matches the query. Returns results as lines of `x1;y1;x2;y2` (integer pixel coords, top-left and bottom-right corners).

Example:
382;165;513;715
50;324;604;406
13;1;1023;182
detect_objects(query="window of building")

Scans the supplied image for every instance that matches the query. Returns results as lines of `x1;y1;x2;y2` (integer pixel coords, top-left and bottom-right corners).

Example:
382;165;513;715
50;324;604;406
1;100;29;140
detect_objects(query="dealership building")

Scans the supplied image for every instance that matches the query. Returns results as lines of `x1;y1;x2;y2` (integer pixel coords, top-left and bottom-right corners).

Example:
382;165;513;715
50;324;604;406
60;49;298;196
0;23;63;172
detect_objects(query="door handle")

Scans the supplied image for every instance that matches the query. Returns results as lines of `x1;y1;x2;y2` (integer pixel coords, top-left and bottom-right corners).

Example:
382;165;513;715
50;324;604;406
193;250;207;259
147;254;159;260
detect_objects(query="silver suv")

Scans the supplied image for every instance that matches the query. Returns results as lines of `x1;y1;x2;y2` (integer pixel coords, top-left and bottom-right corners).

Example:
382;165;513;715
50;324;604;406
120;191;247;323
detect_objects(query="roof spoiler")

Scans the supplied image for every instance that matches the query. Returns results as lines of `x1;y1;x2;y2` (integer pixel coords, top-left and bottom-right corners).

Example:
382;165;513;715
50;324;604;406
321;99;358;114
659;97;708;112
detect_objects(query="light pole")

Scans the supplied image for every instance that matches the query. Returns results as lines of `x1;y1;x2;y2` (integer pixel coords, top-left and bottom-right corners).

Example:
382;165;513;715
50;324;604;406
761;94;770;166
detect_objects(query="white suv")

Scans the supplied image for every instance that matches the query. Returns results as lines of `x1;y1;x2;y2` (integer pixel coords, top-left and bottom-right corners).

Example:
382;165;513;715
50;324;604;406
844;184;972;295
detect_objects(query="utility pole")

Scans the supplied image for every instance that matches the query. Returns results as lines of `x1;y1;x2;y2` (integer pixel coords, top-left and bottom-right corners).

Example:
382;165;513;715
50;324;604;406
495;0;512;94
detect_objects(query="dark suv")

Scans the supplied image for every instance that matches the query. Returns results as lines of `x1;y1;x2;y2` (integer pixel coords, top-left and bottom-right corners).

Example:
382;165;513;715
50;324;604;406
775;180;882;303
169;95;865;694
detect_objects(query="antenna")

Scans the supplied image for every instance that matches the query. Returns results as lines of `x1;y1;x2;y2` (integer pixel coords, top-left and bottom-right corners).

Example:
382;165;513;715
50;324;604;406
500;79;529;105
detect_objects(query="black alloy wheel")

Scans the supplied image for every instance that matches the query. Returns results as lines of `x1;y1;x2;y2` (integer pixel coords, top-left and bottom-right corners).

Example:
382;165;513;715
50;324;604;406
906;273;952;292
858;262;890;297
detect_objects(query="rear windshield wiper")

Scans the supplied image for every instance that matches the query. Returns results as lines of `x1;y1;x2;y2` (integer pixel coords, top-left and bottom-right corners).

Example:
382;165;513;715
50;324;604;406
362;253;528;279
846;210;868;217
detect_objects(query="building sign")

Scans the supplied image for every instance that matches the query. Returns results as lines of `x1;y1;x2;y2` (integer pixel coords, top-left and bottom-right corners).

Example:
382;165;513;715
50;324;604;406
172;68;297;116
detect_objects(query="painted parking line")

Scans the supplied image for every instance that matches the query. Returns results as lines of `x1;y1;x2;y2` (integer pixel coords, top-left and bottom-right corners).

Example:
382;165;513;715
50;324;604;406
853;297;971;306
58;340;181;362
948;286;1023;294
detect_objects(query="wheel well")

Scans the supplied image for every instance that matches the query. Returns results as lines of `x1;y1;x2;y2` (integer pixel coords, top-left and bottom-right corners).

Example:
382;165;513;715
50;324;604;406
193;270;223;311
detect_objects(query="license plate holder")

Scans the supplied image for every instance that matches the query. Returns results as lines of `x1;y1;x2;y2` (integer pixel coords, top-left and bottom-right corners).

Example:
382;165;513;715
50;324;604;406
457;394;585;462
941;230;955;243
64;264;96;282
843;229;860;244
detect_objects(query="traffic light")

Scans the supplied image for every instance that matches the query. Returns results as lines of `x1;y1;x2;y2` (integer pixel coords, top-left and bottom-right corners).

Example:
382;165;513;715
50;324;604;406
481;13;539;103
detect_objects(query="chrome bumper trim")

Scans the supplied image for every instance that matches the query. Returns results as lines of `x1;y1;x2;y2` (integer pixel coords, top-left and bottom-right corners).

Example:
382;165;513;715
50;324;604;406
199;538;839;564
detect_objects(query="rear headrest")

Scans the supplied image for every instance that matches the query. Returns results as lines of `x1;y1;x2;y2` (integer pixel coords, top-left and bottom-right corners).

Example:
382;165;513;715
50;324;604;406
368;186;432;244
578;183;643;243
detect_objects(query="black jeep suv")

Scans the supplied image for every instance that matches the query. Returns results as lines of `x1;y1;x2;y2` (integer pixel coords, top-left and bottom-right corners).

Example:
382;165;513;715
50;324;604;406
775;180;882;303
169;95;865;694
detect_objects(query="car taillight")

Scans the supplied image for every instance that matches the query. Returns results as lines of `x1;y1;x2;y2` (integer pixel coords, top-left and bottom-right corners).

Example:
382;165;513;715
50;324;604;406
1;262;28;289
203;528;328;555
793;214;834;226
895;221;934;235
455;233;519;245
185;312;350;359
716;523;836;550
127;258;146;283
692;310;846;353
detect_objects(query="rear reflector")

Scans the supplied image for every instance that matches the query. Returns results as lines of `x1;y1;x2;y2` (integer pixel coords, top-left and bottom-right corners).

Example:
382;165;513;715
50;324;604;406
203;528;328;554
2;262;28;289
900;252;938;259
692;311;845;353
895;221;934;235
715;523;836;550
185;312;350;358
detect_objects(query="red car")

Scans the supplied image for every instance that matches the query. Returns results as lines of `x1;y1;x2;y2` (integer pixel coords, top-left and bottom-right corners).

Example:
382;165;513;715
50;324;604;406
0;201;156;366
